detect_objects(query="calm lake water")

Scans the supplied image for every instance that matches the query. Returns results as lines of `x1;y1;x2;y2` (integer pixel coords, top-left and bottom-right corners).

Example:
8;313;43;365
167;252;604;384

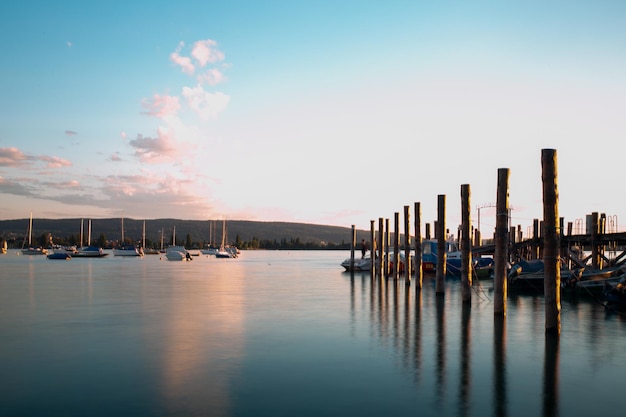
1;250;625;417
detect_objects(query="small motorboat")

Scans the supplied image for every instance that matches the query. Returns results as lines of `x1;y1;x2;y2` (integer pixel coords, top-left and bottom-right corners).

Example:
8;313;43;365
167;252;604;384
165;246;192;261
341;252;372;272
47;252;71;260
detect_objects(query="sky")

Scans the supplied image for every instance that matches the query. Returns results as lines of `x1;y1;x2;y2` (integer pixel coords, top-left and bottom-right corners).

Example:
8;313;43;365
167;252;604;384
1;1;625;236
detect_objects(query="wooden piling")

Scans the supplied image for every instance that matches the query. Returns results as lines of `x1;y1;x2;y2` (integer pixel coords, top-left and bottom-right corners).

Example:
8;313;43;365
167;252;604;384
436;194;446;295
377;218;384;279
494;168;509;317
404;205;411;282
350;225;356;272
542;148;560;335
533;219;540;260
394;212;400;280
414;202;423;291
591;212;600;270
370;220;375;278
461;184;472;304
385;218;390;277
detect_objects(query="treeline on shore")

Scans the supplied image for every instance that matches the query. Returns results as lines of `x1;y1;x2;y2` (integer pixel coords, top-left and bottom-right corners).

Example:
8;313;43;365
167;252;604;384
1;218;371;250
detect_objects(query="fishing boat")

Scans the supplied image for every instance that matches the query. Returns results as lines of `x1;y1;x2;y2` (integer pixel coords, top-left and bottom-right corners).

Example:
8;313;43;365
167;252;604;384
21;212;48;255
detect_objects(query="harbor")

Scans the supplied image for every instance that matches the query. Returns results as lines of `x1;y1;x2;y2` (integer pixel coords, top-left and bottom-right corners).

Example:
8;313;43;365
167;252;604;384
1;250;625;416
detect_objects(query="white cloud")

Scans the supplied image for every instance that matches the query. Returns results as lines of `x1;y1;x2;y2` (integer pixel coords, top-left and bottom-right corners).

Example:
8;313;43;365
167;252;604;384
182;86;230;120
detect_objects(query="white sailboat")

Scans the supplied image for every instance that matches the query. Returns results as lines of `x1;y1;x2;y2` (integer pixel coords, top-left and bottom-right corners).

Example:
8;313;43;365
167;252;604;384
113;215;142;257
75;219;108;257
201;220;218;255
215;220;235;258
21;212;48;255
142;220;159;254
165;225;191;261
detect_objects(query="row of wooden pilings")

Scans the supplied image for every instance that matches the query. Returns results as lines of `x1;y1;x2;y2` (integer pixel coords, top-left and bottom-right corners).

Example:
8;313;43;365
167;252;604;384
348;148;562;335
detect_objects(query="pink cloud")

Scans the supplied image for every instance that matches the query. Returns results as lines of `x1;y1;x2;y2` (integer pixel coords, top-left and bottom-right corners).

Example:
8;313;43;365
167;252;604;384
197;68;225;86
191;39;225;67
141;94;181;118
38;155;72;169
0;147;33;167
128;128;181;163
109;152;122;162
170;41;195;75
65;130;78;136
182;86;230;120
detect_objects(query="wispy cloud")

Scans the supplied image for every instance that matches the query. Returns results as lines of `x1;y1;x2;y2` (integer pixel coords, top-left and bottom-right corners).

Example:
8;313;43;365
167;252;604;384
0;147;34;167
170;38;226;84
65;130;78;136
0;176;38;196
128;128;183;163
38;155;72;169
197;68;225;86
109;152;122;162
141;94;181;119
182;86;230;120
170;41;195;75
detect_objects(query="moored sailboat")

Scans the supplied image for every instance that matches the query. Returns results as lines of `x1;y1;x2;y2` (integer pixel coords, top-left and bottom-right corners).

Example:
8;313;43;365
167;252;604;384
21;212;48;255
113;215;142;257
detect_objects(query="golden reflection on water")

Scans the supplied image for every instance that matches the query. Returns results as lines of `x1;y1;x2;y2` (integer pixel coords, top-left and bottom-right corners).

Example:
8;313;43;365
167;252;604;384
154;260;246;417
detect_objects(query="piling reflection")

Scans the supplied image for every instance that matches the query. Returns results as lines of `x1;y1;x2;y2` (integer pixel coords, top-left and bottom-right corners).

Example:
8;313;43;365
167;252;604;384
355;277;572;417
494;316;507;417
435;294;446;406
543;334;560;417
459;302;471;417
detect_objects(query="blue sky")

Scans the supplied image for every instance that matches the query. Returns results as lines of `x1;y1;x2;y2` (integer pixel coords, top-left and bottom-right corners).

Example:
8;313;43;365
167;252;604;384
1;1;625;236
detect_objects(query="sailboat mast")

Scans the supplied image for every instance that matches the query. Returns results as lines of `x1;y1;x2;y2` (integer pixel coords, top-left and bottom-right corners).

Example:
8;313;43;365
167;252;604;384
28;212;33;246
80;218;84;247
88;219;92;246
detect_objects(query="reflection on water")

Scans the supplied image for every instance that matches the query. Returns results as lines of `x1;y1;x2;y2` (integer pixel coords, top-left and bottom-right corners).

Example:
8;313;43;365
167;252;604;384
347;269;626;417
494;316;507;417
2;250;626;416
543;334;559;417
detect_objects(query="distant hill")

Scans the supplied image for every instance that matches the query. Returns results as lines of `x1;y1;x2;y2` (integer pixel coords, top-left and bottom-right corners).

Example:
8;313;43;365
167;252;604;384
0;218;371;248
